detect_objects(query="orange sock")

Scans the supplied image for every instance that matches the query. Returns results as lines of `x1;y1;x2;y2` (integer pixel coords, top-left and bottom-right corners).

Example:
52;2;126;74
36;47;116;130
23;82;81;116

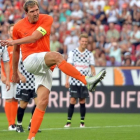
11;101;18;124
58;60;87;85
28;107;45;139
5;101;12;126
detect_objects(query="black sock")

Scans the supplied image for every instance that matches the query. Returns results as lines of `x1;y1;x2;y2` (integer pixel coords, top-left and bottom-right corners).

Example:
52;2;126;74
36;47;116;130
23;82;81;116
31;105;36;116
80;103;86;123
17;107;25;124
67;104;75;122
28;105;36;127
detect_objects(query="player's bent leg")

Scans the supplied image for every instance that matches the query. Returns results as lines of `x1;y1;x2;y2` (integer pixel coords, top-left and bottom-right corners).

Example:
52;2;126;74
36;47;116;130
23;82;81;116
45;52;106;91
27;86;49;139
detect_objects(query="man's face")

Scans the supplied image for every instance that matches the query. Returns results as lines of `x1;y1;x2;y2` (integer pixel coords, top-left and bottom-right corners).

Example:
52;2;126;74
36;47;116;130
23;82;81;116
79;38;88;49
26;5;39;23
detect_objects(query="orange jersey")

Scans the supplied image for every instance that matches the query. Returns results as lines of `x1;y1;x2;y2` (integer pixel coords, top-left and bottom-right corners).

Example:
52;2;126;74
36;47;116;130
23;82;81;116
1;45;14;82
13;14;53;60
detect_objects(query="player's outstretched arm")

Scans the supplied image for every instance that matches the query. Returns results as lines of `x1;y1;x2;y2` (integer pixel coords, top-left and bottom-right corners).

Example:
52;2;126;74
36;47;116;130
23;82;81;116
0;30;43;46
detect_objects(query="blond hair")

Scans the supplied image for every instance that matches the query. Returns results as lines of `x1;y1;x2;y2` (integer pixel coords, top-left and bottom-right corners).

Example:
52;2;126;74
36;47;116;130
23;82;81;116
79;34;88;40
23;0;39;12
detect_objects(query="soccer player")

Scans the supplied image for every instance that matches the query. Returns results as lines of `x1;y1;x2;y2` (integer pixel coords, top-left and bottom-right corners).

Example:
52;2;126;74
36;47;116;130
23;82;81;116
0;0;106;139
64;34;97;128
16;50;41;133
1;24;18;130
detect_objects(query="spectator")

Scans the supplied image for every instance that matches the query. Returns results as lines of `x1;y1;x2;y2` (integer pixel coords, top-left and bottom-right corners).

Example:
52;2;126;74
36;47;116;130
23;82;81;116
38;0;48;14
123;58;132;66
106;56;121;66
64;30;79;57
107;22;120;42
105;1;119;23
59;3;71;23
71;3;83;25
95;5;106;25
50;34;61;52
107;42;122;63
118;3;131;25
129;24;140;46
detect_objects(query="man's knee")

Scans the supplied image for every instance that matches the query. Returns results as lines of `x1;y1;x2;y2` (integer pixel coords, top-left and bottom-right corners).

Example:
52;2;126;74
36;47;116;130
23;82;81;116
20;101;28;109
70;98;76;104
38;96;49;107
45;52;64;65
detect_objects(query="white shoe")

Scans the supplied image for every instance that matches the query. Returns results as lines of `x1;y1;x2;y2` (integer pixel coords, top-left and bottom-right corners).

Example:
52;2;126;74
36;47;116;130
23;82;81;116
8;125;16;131
80;124;85;128
27;137;35;140
64;123;71;128
86;69;106;92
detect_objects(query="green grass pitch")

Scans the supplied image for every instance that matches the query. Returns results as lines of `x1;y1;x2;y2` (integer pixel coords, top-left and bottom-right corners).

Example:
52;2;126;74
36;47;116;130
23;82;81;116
0;113;139;140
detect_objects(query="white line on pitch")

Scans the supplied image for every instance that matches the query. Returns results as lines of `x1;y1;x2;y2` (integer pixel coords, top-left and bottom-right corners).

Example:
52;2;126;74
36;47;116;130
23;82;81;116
1;125;140;132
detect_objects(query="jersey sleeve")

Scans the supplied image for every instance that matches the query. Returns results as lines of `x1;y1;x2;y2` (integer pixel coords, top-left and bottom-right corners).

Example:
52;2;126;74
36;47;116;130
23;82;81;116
2;47;9;62
37;16;53;36
67;51;73;64
89;52;95;66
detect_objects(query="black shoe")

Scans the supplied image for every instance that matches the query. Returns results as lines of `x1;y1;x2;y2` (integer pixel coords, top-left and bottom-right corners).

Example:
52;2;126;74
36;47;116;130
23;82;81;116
16;125;24;133
28;124;41;133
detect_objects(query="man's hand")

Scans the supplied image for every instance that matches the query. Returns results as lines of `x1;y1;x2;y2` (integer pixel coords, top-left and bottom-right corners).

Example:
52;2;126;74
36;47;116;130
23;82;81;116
65;81;70;88
5;80;10;91
19;75;26;83
0;40;14;46
12;73;20;83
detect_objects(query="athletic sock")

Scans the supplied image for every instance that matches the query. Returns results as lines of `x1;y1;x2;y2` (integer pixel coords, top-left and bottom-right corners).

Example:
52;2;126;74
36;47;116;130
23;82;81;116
31;105;36;116
5;101;12;126
17;107;25;123
58;60;87;85
11;101;18;125
28;107;45;139
67;104;75;123
28;105;36;127
80;103;86;124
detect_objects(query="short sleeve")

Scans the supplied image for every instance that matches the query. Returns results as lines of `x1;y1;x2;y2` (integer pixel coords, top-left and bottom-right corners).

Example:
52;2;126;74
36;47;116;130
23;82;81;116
37;16;53;36
67;51;73;64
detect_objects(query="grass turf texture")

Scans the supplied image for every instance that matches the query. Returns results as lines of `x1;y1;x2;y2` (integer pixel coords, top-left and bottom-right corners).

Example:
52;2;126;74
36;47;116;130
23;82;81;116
0;113;139;140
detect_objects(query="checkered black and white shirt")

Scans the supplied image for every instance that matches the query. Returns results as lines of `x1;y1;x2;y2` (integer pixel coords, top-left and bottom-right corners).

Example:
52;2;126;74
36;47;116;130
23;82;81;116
17;52;35;90
67;48;95;86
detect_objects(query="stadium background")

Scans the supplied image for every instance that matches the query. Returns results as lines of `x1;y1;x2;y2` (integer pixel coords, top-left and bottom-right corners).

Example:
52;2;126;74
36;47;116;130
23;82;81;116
0;0;140;113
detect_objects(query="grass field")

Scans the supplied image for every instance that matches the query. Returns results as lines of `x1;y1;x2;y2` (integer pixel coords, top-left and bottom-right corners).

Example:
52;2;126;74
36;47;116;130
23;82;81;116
0;113;139;140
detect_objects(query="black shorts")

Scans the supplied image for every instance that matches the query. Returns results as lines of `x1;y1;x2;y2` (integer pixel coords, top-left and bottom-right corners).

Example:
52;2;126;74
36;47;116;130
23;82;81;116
16;88;37;102
69;85;89;99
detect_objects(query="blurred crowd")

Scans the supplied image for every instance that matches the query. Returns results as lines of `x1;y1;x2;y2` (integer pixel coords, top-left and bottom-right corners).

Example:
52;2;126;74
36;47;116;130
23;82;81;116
0;0;140;66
